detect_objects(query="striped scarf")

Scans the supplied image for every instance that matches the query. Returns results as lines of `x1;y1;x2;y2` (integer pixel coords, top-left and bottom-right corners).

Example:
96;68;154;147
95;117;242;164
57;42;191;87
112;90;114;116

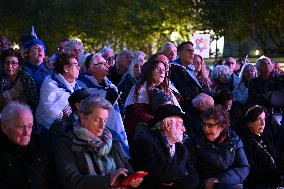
74;126;116;175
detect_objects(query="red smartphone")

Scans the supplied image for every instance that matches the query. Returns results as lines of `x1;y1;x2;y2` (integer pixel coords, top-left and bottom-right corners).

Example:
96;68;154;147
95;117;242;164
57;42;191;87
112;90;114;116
121;171;148;186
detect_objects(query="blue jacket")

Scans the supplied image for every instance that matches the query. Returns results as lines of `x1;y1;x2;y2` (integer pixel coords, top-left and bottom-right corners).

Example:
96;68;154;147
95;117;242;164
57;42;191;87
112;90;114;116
185;130;249;188
22;60;52;93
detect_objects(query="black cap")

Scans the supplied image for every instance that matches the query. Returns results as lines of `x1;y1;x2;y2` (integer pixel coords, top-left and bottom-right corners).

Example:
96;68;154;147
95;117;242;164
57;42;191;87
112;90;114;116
150;104;185;126
68;88;91;107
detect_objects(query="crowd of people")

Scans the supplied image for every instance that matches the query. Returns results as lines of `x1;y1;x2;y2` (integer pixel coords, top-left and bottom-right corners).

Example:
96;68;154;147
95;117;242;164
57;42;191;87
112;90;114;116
1;34;284;189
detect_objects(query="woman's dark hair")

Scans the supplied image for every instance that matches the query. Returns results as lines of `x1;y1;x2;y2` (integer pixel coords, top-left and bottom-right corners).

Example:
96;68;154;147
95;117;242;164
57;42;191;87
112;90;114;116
214;89;232;107
0;48;23;66
134;58;170;103
201;105;230;130
140;53;164;76
243;105;265;124
54;53;76;74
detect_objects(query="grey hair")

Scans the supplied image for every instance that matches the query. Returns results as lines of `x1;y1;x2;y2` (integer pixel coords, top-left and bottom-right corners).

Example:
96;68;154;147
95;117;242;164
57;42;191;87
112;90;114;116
1;102;32;127
238;64;258;84
192;93;214;110
116;50;133;66
98;47;113;56
89;53;105;67
151;117;174;132
64;39;84;56
127;51;145;79
160;42;176;53
212;65;230;80
79;95;112;116
255;56;272;72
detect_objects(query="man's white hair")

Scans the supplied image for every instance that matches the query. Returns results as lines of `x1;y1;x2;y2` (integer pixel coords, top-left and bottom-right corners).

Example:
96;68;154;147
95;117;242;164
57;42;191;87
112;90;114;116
1;102;32;128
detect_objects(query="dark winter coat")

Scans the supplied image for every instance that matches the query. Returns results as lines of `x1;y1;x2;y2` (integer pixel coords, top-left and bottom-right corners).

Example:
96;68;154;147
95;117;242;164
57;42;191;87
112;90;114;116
54;130;133;189
170;64;203;113
186;130;249;189
0;131;58;189
240;127;281;188
131;128;199;189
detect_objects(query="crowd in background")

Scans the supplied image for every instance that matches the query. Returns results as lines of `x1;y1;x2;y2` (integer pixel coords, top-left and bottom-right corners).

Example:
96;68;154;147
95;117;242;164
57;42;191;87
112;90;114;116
1;34;284;189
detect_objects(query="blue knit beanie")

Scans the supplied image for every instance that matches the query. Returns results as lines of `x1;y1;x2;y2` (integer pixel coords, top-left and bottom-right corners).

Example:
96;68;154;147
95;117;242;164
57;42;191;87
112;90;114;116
23;39;46;52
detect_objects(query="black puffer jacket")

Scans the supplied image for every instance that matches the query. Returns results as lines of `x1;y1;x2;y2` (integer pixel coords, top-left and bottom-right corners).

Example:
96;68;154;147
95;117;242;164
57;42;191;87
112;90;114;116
186;130;250;189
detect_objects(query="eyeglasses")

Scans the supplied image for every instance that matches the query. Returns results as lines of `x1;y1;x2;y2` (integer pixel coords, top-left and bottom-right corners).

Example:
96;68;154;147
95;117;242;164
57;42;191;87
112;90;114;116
219;73;231;79
154;67;168;74
92;62;109;66
202;121;220;129
73;49;81;53
4;60;18;66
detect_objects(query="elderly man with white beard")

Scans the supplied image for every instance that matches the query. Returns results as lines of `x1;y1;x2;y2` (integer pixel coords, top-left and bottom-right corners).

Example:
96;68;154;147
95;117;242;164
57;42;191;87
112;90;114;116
131;104;199;189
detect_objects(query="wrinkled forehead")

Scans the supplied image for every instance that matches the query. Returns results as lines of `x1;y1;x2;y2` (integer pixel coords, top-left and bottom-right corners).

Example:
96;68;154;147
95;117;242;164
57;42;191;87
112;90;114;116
164;116;183;122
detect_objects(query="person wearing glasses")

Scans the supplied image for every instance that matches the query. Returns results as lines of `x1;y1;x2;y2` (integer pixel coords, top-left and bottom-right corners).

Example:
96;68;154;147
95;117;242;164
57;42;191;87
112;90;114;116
124;56;181;143
185;105;249;189
36;53;80;134
77;53;117;103
98;42;115;67
77;53;130;158
225;57;240;92
0;48;37;111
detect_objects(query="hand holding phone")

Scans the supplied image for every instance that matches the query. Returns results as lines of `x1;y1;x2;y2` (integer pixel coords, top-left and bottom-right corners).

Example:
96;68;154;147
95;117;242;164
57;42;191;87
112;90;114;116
120;171;148;186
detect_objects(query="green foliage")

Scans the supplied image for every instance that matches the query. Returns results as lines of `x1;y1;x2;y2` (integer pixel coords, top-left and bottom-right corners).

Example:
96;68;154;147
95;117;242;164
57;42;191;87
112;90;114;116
2;0;282;56
194;0;284;55
0;0;197;54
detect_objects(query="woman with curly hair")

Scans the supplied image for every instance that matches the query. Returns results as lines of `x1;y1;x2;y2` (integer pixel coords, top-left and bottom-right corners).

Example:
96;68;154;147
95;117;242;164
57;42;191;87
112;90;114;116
185;105;249;189
0;48;37;110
